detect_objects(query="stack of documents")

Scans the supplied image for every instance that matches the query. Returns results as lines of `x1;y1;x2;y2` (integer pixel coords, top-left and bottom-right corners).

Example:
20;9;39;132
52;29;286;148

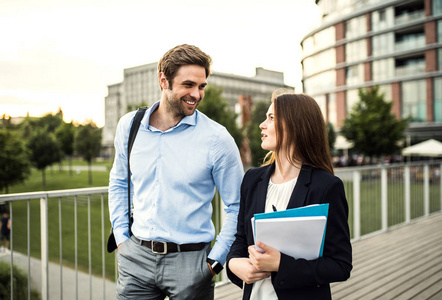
252;203;329;260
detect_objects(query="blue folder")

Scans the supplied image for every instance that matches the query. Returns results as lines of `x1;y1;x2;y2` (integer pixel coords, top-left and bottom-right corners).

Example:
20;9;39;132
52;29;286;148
254;203;329;257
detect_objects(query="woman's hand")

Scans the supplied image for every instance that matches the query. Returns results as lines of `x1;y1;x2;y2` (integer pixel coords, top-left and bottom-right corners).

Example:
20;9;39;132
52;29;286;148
229;257;271;284
248;242;281;272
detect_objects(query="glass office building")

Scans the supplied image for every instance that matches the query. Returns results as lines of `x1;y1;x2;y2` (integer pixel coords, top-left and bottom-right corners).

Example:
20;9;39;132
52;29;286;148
301;0;442;144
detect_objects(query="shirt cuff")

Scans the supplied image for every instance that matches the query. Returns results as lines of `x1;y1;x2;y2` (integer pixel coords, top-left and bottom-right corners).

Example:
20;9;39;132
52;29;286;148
114;226;130;246
208;243;228;265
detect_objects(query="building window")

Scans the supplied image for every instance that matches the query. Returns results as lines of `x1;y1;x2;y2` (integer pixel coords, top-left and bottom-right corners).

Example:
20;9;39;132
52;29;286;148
438;20;442;43
435;77;442;122
372;58;395;81
439;49;442;71
378;84;393;103
395;30;425;52
303;48;336;77
395;1;425;25
346;39;367;63
379;9;386;21
346;15;367;39
434;0;442;16
314;95;327;121
372;33;394;56
346;64;364;86
372;7;394;31
303;70;336;95
302;27;336;57
395;56;425;77
346;89;359;113
328;93;337;127
402;80;426;122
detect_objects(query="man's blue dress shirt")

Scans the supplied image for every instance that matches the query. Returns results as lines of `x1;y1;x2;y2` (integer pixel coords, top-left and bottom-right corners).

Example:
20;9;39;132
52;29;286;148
109;102;244;264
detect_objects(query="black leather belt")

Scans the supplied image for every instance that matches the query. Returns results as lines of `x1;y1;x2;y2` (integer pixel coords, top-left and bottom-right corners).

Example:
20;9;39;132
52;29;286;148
133;236;207;254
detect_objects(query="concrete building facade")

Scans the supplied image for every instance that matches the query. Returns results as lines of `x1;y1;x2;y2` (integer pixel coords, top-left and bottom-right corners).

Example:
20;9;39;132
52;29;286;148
301;0;442;146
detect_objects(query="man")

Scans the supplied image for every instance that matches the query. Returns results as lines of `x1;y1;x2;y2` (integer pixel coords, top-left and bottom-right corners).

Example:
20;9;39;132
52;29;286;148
0;208;10;252
108;44;243;299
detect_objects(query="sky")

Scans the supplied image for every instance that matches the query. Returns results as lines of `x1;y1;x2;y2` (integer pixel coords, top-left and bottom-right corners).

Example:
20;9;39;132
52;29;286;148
0;0;321;127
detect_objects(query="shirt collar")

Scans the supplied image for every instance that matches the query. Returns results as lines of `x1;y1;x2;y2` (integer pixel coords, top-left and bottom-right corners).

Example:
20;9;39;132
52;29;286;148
142;101;198;130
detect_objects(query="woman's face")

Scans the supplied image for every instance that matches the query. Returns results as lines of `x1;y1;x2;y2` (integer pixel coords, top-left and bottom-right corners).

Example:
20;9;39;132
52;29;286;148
259;103;277;151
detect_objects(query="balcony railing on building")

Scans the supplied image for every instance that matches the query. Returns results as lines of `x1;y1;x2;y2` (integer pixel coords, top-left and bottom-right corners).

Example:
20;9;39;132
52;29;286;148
394;35;425;52
395;62;426;77
0;160;441;300
395;10;425;26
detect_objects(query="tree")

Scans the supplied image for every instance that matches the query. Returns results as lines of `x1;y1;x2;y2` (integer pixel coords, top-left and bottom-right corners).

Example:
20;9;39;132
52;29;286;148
327;122;336;155
27;128;61;189
246;100;271;167
76;122;102;185
341;86;409;161
127;101;148;113
197;86;243;149
37;111;63;133
55;122;75;175
0;115;14;130
0;129;31;194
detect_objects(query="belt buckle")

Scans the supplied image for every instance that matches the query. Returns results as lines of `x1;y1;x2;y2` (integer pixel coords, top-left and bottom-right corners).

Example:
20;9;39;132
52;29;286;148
151;241;167;254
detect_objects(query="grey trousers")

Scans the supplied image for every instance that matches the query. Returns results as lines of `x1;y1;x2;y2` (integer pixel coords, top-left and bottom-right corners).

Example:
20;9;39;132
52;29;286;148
116;235;215;300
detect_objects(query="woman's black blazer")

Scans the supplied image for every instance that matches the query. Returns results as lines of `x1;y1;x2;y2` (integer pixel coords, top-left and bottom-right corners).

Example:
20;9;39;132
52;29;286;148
226;163;352;300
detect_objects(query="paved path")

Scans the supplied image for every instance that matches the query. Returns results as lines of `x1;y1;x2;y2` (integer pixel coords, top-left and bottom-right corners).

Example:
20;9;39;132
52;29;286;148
214;212;442;299
0;251;116;300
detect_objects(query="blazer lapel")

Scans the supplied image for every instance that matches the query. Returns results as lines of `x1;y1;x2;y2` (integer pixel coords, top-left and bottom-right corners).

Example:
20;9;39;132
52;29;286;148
255;163;275;214
287;164;313;209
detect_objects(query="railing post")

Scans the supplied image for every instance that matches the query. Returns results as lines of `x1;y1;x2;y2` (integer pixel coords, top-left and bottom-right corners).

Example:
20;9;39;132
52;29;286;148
88;195;92;300
353;170;361;240
9;201;14;300
381;167;388;231
218;192;228;283
440;163;442;212
101;194;106;300
404;166;411;223
40;196;49;300
424;164;430;217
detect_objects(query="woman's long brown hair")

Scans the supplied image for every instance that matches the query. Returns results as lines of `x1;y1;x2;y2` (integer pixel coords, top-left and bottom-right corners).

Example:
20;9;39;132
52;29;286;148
262;92;334;175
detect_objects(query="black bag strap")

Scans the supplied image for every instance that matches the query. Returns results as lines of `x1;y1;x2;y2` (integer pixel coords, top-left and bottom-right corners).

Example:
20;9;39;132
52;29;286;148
127;107;147;234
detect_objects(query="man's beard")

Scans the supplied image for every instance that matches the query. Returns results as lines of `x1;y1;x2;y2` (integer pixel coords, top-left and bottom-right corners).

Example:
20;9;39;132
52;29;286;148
166;90;200;118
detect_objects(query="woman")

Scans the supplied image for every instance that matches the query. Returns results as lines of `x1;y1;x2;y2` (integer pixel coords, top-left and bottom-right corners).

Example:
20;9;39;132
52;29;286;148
227;92;352;299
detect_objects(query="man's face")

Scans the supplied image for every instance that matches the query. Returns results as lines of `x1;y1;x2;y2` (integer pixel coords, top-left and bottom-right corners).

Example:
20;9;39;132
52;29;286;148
162;65;207;118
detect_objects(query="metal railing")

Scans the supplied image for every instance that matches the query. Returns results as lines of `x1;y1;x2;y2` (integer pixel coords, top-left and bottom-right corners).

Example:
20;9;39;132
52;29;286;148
0;187;110;300
335;160;442;241
0;160;441;299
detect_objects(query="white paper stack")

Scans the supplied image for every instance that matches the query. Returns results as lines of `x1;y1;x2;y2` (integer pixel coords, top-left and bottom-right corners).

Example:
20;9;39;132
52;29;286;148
252;203;329;260
253;216;327;260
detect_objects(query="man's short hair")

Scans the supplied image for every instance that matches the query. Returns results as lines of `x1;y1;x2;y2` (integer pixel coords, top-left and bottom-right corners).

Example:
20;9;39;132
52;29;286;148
158;44;212;90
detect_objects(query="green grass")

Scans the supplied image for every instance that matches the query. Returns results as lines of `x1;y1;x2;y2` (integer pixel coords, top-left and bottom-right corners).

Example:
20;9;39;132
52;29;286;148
58;158;113;168
0;261;41;300
6;166;110;194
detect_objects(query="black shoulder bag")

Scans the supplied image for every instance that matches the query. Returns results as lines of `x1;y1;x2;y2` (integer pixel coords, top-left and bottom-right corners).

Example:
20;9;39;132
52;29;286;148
107;107;148;253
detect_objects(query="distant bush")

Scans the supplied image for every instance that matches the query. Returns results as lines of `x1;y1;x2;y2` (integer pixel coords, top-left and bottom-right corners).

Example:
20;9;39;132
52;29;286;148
0;261;40;300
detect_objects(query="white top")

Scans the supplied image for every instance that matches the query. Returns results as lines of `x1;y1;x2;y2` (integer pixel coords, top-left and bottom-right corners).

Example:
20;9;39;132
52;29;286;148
250;177;298;300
